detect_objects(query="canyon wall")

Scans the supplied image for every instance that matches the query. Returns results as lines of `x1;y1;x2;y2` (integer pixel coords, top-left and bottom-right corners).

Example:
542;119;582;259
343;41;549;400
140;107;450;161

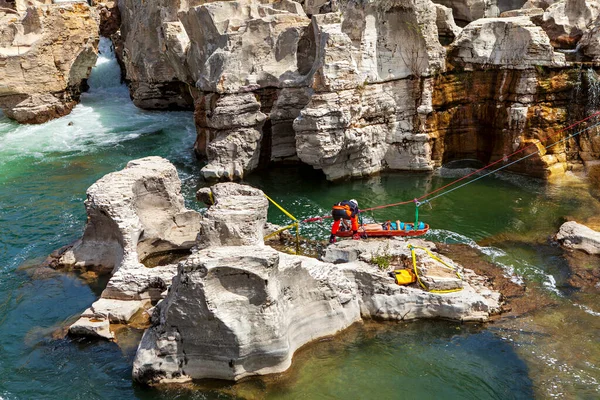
2;0;600;180
110;0;600;181
0;1;99;123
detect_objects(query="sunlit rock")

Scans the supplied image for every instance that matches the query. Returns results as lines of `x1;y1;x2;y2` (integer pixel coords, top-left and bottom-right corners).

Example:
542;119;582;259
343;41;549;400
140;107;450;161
57;156;201;275
293;0;444;180
431;0;500;26
556;221;600;254
435;3;463;40
196;182;269;248
0;2;99;123
55;157;201;337
132;240;501;384
539;0;600;48
448;16;565;68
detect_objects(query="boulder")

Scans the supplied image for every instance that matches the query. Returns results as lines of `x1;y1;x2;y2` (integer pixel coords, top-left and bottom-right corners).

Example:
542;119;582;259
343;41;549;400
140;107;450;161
448;17;565;68
57;156;201;275
539;0;600;48
431;0;500;26
60;157;202;338
196;183;269;248
132;241;501;384
556;221;600;254
435;3;463;40
69;315;114;341
0;2;99;123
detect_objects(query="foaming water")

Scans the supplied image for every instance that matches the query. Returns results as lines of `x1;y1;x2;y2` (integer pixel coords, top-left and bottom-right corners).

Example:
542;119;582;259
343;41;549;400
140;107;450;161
0;37;194;178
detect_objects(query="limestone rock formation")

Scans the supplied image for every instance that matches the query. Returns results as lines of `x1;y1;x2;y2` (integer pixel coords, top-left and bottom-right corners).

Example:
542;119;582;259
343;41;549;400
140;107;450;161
116;0;193;109
539;0;600;48
196;182;269;248
53;157;201;339
132;245;361;383
193;92;267;180
58;156;201;274
448;17;565;69
0;2;99;123
556;221;600;254
294;0;445;179
181;0;310;94
132;240;501;384
431;0;500;26
500;7;544;18
180;0;313;179
580;19;600;61
435;3;463;40
108;0;600;182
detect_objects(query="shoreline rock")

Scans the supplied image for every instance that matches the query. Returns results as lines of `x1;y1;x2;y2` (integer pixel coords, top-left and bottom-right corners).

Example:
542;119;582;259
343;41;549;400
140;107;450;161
49;156;201;340
132;239;501;384
48;157;504;382
556;221;600;255
0;2;99;123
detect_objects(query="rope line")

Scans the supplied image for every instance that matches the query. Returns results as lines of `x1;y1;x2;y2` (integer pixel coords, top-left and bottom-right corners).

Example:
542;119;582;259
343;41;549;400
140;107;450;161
300;111;600;222
425;120;600;204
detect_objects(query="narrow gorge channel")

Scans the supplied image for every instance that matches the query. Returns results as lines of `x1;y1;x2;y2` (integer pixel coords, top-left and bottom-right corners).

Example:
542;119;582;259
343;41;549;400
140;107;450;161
0;33;599;398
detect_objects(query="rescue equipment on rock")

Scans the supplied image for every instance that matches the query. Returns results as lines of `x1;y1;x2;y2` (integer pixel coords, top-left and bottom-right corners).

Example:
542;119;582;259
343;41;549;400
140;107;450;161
263;111;600;245
391;268;417;285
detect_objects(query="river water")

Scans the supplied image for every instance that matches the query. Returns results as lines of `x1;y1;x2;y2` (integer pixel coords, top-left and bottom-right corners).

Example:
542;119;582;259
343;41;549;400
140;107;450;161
0;38;599;399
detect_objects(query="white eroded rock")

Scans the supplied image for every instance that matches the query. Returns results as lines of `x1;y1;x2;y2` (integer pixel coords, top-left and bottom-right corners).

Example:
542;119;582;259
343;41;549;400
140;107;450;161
69;316;114;340
196;183;269;248
294;78;435;180
539;0;600;48
133;240;501;383
431;0;500;25
435;3;463;40
132;245;361;383
556;221;600;254
194;92;266;180
59;156;201;275
181;0;310;94
448;16;565;68
64;158;202;338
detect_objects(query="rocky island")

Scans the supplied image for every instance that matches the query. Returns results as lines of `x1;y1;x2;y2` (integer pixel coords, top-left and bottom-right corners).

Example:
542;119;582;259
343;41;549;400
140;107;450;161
48;156;501;383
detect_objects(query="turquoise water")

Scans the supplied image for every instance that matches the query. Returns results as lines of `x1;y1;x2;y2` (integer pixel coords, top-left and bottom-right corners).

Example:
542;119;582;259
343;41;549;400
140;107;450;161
1;38;599;398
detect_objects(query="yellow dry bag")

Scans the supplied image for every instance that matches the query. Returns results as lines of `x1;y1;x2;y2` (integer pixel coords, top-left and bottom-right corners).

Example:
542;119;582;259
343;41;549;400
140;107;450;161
393;269;416;285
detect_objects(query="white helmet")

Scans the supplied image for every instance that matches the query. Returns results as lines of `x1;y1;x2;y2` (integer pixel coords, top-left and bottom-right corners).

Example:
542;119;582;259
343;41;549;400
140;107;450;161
349;199;358;207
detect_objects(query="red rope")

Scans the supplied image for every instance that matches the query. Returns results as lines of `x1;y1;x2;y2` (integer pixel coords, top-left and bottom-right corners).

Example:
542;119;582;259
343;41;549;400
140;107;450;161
301;110;600;223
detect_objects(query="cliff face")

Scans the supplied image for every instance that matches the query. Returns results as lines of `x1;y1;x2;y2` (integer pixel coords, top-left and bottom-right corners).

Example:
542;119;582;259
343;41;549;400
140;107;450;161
0;2;99;123
2;0;587;179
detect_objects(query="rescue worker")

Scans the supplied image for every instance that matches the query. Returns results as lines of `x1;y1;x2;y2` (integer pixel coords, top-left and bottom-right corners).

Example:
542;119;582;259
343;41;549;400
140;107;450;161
329;199;360;243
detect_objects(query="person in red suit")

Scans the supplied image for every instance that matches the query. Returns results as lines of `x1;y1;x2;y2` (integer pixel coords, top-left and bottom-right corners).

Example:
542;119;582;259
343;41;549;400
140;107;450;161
329;199;360;243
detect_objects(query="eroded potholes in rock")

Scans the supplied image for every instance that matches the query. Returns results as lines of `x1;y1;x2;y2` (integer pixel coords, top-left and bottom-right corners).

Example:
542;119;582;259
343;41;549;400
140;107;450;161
141;249;193;268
